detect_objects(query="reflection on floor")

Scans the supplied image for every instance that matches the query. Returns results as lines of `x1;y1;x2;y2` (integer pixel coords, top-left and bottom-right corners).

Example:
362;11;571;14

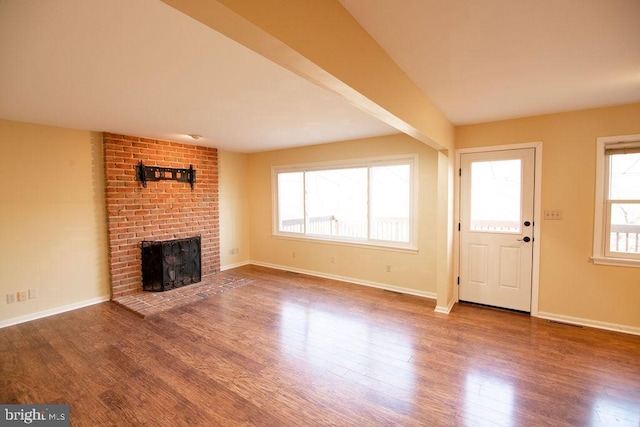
1;265;639;426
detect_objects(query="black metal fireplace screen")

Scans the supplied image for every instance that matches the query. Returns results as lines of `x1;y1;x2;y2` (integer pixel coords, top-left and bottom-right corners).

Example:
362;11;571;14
141;236;201;292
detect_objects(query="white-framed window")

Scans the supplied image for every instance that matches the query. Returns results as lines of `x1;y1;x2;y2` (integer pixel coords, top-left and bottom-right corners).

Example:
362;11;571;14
593;134;640;267
273;155;418;250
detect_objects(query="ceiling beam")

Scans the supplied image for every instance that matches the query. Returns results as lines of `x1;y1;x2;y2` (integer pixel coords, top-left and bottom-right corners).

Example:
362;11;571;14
160;0;453;153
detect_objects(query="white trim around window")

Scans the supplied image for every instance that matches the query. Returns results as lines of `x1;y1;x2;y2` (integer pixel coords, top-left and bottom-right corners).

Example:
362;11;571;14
272;154;419;251
592;134;640;267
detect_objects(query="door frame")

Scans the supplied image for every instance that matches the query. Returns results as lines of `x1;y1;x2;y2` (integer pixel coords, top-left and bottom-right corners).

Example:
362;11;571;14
454;142;543;315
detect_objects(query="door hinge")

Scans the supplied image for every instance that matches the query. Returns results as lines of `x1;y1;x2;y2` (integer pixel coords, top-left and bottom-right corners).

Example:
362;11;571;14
459;168;462;176
458;223;461;231
457;276;460;285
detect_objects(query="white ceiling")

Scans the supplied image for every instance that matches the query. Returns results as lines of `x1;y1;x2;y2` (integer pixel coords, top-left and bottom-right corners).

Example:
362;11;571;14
1;0;639;152
340;0;640;125
0;0;397;152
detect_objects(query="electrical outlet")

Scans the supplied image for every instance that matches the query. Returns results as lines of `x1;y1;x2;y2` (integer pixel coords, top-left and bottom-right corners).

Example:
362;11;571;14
6;293;16;304
386;265;392;272
29;288;38;299
292;251;296;258
331;256;336;264
17;291;28;302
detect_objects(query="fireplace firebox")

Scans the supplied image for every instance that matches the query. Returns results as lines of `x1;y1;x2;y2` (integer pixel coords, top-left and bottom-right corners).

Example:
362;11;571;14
141;236;201;292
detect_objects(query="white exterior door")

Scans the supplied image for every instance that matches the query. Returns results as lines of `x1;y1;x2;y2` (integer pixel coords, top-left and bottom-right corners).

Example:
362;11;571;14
459;148;536;312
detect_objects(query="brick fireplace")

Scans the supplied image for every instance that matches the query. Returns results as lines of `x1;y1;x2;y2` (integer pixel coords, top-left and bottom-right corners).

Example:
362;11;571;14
103;133;220;298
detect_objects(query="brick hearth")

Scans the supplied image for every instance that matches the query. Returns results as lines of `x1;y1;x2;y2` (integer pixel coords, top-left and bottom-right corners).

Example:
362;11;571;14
113;272;254;317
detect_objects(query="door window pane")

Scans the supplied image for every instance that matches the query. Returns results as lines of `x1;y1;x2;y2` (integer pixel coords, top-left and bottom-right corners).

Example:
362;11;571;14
470;160;521;233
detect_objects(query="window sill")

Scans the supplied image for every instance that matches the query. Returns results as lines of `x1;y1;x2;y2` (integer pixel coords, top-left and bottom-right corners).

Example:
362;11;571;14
592;256;640;268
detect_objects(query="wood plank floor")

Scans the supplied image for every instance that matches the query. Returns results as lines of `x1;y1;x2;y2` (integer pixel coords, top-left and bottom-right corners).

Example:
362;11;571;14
1;265;639;426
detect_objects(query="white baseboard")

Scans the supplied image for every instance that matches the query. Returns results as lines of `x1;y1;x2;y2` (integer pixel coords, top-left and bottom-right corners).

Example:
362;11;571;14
0;295;110;329
250;261;437;300
536;311;640;336
220;260;251;271
434;298;456;314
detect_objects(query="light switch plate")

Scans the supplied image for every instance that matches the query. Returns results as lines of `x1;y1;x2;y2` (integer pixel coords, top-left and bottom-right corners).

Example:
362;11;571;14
544;209;563;220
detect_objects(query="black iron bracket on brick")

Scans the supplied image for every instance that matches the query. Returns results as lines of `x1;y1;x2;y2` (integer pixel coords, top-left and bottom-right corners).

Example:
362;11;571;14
136;161;196;190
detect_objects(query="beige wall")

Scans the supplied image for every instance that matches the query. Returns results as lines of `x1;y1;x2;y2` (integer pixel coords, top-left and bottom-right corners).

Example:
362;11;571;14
0;120;110;325
219;150;251;269
246;133;440;296
456;103;640;328
5;106;637;330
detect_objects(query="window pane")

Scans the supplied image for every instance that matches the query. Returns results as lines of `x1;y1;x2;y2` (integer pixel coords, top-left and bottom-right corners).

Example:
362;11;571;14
306;168;367;239
470;160;521;233
278;172;304;233
609;152;640;200
370;164;410;242
610;203;640;254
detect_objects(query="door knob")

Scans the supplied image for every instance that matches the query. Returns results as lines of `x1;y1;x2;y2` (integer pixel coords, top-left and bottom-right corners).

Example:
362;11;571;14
517;236;531;242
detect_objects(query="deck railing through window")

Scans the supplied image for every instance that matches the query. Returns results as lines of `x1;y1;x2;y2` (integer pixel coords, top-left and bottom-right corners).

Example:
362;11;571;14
610;224;640;254
280;216;409;242
470;220;521;233
282;219;640;251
